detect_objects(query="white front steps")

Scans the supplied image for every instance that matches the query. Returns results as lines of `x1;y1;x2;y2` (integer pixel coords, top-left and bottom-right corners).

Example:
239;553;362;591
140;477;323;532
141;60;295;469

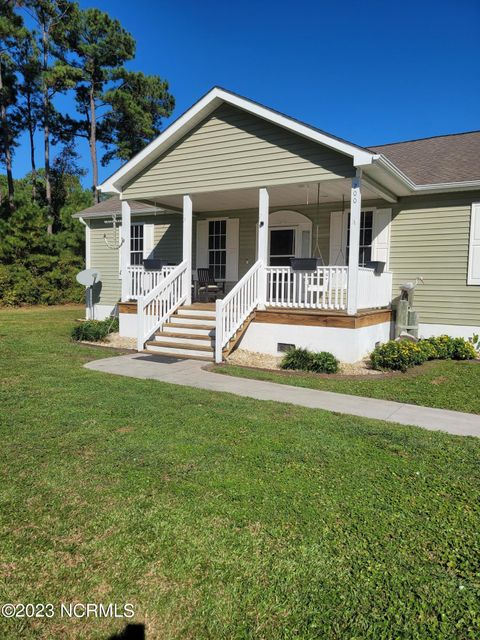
144;304;216;361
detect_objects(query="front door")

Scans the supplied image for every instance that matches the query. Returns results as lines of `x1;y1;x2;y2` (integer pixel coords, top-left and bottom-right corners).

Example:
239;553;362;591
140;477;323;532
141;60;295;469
269;228;296;266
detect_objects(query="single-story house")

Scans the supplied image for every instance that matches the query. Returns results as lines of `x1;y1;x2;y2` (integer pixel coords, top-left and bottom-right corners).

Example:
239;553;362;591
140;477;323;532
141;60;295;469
73;87;480;363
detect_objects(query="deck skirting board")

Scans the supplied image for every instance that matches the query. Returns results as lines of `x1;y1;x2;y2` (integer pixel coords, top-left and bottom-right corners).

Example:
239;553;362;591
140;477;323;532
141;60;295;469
254;308;392;329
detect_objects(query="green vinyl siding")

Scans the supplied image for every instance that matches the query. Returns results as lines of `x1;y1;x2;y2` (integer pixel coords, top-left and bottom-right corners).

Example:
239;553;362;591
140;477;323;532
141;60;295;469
389;192;480;327
87;193;480;328
89;218;121;306
123;103;355;199
152;214;183;263
88;214;183;305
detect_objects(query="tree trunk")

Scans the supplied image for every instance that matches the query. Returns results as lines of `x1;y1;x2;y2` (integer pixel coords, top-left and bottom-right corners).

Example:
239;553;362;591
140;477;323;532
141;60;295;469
42;26;52;234
0;62;14;208
89;84;99;203
26;93;37;199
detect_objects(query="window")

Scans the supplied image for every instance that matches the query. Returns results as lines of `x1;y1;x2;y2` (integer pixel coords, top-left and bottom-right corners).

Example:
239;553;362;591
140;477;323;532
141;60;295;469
269;228;296;266
468;203;480;285
130;223;144;265
346;211;373;267
208;220;226;279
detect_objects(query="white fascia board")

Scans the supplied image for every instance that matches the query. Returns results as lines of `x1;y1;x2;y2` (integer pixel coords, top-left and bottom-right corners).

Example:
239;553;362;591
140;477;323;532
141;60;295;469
371;154;480;196
99;87;375;194
412;180;480;194
72;207;170;220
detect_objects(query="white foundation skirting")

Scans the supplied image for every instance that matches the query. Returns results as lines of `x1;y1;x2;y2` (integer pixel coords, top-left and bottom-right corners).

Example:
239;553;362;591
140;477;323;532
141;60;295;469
239;321;392;363
119;313;138;338
418;323;480;340
88;304;117;321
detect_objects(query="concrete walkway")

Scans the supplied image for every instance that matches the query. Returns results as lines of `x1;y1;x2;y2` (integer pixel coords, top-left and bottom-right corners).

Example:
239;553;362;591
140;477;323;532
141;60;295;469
85;354;480;437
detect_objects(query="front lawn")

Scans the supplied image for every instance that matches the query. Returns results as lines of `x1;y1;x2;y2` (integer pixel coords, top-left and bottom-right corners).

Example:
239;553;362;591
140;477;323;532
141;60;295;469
1;306;479;639
216;359;480;414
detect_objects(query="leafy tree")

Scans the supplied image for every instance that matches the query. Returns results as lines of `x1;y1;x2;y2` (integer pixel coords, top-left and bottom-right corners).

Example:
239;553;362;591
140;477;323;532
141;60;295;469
0;0;25;207
0;170;91;305
65;7;135;202
102;70;174;165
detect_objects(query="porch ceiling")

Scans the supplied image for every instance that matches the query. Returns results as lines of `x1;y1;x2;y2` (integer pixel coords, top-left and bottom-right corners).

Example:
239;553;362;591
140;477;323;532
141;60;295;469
138;178;380;213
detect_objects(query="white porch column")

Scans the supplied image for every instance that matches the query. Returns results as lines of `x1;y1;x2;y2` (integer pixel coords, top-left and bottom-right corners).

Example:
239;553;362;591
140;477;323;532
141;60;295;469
183;194;193;305
257;187;269;308
120;199;131;302
347;170;362;315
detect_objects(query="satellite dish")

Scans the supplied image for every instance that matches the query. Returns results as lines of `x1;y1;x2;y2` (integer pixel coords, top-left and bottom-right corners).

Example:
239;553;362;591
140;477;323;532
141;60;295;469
76;268;101;319
76;268;101;286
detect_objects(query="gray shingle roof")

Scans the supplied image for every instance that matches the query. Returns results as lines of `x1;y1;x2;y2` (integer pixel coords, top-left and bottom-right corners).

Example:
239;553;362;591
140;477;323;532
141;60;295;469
73;195;161;219
369;130;480;185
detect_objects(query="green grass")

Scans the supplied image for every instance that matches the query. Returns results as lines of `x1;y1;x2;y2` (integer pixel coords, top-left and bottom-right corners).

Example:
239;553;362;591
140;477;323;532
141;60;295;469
216;359;480;414
1;306;479;639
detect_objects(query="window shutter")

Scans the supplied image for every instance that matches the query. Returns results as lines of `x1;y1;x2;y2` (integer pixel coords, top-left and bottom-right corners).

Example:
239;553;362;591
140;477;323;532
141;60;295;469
372;208;391;267
468;203;480;285
196;219;208;269
143;223;154;259
296;223;311;258
225;218;239;281
329;211;347;265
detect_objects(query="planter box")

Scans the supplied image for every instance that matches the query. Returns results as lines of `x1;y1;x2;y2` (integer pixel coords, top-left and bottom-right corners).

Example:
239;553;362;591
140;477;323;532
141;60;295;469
290;258;320;271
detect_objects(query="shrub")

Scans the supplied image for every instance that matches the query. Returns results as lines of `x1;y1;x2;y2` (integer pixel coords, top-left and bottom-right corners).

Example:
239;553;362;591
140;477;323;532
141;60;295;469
451;338;477;360
71;316;118;342
370;340;426;372
416;339;438;362
281;347;339;374
309;351;339;374
423;335;456;359
370;335;477;371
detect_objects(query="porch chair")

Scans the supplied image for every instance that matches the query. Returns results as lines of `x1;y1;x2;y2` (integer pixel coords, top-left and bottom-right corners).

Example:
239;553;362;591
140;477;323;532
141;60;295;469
196;268;225;301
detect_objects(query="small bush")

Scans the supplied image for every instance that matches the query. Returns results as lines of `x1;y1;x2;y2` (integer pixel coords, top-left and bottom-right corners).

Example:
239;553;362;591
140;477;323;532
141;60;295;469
281;347;339;374
71;316;118;342
371;335;477;371
423;335;455;360
309;351;340;374
370;340;426;372
416;339;438;362
451;338;477;360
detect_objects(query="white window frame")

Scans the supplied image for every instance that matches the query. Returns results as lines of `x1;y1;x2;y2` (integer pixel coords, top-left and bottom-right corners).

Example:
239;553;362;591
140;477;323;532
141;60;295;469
207;217;228;281
346;209;375;267
468;202;480;285
130;222;144;266
268;226;297;265
330;207;391;269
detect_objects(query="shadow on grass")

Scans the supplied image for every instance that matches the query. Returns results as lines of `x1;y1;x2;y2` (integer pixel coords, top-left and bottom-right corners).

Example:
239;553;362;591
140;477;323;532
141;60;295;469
108;623;145;639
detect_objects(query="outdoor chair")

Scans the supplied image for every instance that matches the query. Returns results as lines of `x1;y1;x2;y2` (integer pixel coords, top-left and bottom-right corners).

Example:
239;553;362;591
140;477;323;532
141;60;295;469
196;268;225;301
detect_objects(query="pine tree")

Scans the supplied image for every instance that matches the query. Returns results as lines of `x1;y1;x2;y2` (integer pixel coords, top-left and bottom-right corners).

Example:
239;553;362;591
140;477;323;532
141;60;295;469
102;70;174;165
15;31;42;198
66;7;135;202
0;0;25;207
23;0;79;233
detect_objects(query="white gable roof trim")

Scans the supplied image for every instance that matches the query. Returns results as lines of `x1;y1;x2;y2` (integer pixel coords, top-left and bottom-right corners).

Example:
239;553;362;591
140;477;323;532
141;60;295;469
98;87;376;194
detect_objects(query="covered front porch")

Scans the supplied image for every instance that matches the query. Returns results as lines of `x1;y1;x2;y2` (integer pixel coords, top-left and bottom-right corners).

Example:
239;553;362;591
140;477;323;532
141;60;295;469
118;176;394;360
121;176;393;313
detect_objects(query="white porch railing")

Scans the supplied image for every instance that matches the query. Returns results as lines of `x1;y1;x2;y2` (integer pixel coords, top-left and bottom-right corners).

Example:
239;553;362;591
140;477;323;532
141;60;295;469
357;267;393;309
137;261;188;351
265;266;348;310
127;265;176;300
215;260;263;363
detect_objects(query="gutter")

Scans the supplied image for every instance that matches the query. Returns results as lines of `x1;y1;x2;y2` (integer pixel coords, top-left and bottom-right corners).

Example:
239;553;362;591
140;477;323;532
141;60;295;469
72;206;170;220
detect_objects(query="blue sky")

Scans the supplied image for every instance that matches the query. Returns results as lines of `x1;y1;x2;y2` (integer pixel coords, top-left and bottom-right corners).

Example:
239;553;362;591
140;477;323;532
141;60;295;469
14;0;480;187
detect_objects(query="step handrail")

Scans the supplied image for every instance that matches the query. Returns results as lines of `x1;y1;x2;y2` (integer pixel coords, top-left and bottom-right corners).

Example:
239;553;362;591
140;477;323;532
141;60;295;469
215;259;263;363
137;260;188;351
